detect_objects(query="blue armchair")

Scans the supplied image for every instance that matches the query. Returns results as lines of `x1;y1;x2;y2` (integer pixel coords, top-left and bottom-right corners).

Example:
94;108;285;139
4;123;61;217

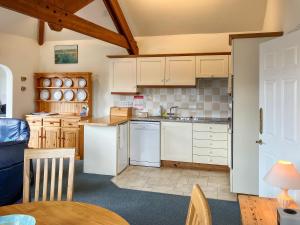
0;118;30;206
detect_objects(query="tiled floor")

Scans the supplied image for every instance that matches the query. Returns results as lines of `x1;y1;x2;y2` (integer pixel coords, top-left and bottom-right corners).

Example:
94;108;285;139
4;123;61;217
111;166;237;201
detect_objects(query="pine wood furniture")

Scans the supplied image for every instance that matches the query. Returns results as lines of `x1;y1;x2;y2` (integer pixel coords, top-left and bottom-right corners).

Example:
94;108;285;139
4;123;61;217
26;72;92;159
26;115;83;159
23;148;75;203
239;195;298;225
186;184;212;225
110;107;133;117
0;201;130;225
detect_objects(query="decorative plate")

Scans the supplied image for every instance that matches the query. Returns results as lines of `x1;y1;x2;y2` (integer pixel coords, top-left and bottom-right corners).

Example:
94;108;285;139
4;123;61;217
54;78;63;87
77;89;87;102
0;214;36;225
78;78;87;88
53;90;62;101
42;78;51;87
40;89;50;100
64;90;74;101
64;78;73;87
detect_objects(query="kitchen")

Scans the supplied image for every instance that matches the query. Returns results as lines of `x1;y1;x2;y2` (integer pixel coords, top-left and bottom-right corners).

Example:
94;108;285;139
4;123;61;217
81;53;233;197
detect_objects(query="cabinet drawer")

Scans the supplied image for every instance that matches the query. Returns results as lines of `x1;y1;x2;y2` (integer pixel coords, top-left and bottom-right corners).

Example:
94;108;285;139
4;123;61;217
27;118;42;126
62;119;80;128
193;155;228;165
193;147;227;157
43;118;61;127
193;131;227;140
193;123;228;133
193;139;227;148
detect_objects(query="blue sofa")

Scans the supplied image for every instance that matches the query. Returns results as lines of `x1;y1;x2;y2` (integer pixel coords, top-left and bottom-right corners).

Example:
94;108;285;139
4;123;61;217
0;118;30;206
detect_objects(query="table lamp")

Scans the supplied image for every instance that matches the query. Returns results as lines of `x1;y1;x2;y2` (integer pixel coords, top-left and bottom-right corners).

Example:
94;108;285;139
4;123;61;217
264;160;300;208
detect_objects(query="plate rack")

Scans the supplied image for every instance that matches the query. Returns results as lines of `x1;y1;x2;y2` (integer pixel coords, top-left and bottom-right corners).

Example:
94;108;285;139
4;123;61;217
34;72;93;117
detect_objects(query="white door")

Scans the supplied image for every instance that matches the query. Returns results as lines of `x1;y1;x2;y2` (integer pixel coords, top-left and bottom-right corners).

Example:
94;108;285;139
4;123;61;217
165;56;196;86
137;57;165;86
259;30;300;202
161;122;193;162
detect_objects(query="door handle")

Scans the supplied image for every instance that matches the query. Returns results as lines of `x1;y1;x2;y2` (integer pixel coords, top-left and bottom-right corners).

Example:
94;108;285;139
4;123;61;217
259;108;263;134
256;139;263;145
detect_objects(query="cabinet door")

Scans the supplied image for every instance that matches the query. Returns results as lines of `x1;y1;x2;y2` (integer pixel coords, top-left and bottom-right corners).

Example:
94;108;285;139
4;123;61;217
196;55;229;78
28;126;43;148
117;122;129;173
110;58;138;93
161;122;192;162
43;127;61;148
61;128;80;156
165;56;196;86
137;57;165;85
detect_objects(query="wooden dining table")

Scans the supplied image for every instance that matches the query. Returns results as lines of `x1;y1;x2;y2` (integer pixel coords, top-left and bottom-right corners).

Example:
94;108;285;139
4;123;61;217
0;201;130;225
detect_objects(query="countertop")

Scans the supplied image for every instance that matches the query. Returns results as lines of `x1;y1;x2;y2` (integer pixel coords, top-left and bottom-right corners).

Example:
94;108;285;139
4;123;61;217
79;116;129;126
80;116;230;126
131;116;230;124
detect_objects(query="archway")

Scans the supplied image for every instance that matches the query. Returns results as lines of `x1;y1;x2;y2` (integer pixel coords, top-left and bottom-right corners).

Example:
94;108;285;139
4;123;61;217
0;65;13;118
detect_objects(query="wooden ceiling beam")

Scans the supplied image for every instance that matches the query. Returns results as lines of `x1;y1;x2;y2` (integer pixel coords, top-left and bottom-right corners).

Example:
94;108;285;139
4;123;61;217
45;0;94;32
38;20;45;45
0;0;129;49
103;0;138;55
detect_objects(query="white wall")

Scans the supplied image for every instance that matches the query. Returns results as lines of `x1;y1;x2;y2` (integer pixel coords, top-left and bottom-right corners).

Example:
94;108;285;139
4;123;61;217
0;33;39;118
38;40;126;117
0;68;6;104
263;0;300;33
136;33;232;54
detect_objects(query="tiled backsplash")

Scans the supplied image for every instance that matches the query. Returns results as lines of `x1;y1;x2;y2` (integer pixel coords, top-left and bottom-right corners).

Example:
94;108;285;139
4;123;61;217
113;78;231;118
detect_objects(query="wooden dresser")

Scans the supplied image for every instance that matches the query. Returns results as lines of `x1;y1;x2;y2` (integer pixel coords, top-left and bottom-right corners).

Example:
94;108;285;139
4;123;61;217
26;72;92;159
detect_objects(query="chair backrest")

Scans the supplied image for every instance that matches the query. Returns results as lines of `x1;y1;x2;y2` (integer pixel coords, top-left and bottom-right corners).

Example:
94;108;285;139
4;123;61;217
186;184;212;225
23;148;75;203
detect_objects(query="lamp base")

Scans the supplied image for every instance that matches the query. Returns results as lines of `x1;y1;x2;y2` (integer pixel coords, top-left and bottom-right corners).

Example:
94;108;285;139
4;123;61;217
277;189;293;208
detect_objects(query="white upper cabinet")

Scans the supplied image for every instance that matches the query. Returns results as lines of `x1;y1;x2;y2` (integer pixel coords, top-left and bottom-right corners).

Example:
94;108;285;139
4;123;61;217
110;58;138;93
196;55;229;78
137;57;165;86
165;56;196;86
161;122;193;162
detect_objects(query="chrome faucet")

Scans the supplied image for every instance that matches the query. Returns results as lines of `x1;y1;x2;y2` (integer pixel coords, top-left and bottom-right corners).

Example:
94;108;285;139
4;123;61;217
168;106;178;117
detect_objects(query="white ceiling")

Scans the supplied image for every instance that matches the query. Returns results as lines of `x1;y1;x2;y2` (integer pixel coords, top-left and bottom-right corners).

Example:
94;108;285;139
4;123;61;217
0;0;268;41
119;0;268;36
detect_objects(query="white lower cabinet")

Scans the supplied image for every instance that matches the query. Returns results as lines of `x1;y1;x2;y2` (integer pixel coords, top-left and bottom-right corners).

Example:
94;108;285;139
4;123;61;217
192;123;229;166
161;122;193;162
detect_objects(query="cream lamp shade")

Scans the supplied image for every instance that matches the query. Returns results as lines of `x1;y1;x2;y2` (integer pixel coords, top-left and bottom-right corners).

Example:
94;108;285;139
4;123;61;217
264;161;300;190
264;160;300;208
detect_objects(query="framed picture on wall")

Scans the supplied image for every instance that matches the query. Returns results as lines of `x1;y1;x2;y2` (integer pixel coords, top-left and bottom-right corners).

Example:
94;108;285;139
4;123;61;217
54;45;78;64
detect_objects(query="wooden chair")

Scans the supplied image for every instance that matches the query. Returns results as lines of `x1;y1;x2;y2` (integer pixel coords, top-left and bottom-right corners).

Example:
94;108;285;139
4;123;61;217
186;184;212;225
23;148;75;203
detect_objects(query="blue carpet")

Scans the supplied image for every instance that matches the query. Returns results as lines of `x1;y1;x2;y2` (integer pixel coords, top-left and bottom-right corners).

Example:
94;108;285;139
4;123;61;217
73;161;240;225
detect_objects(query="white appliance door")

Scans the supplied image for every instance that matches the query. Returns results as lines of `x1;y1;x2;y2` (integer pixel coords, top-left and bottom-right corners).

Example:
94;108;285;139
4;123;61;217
130;122;160;167
117;122;129;174
259;30;300;203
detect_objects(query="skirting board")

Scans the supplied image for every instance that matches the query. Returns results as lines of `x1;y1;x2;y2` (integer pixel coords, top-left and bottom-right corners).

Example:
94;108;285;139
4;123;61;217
161;160;230;172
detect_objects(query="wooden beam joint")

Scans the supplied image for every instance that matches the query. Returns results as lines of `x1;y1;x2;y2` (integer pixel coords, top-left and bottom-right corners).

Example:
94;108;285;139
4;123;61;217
0;0;129;49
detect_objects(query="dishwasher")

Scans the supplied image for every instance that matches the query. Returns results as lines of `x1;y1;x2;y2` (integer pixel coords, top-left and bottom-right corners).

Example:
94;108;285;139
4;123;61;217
130;121;160;167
